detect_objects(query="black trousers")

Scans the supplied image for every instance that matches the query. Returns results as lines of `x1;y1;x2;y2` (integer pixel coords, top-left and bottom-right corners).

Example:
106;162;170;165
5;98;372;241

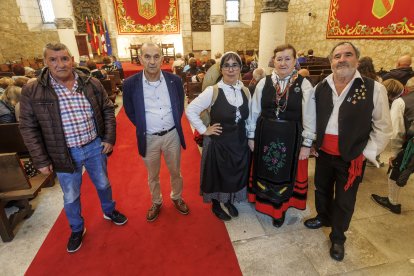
314;151;364;245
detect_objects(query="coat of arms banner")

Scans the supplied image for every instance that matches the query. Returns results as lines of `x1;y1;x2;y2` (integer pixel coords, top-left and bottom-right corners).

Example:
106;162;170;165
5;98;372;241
113;0;180;34
326;0;414;39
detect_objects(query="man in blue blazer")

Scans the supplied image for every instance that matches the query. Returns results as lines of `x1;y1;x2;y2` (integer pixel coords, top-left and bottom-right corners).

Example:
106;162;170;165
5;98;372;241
123;42;189;222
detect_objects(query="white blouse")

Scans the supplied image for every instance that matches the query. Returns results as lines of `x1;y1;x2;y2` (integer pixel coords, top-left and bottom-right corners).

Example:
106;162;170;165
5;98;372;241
186;79;252;135
249;71;316;147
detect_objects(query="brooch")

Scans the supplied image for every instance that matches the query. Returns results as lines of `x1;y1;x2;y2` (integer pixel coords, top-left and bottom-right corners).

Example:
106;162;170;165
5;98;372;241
351;84;366;104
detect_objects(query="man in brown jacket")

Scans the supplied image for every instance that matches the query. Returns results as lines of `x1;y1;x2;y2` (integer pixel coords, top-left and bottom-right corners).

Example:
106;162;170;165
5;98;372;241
19;43;127;253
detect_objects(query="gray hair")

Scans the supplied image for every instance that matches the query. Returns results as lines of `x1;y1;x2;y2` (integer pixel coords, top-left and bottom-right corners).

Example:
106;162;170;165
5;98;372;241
141;42;162;56
328;42;360;61
43;42;72;58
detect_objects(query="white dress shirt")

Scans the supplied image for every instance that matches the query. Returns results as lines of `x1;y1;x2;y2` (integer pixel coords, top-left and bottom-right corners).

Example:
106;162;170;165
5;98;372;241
249;71;316;146
186;79;251;135
322;71;393;166
389;97;406;157
143;72;175;134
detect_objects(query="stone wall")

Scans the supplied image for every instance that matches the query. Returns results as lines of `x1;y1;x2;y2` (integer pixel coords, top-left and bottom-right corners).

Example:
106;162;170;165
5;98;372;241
285;0;414;70
224;0;261;53
0;0;58;63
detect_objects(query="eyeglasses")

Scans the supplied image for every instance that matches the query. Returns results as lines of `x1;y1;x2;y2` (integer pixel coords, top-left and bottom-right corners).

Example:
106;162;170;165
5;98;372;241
222;63;241;70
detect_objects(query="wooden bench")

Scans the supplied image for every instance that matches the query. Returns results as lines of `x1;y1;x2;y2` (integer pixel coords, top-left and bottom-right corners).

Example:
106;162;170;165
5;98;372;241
0;153;54;242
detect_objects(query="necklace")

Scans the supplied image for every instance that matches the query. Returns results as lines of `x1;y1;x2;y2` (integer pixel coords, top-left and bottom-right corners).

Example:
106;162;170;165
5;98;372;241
273;73;298;118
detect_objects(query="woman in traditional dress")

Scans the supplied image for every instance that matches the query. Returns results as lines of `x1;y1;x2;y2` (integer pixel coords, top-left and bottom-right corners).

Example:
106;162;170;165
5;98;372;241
248;44;316;227
186;52;251;221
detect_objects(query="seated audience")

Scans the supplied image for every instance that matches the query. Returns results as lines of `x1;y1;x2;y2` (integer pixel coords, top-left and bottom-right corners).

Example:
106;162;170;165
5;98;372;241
382;54;414;85
101;56;118;73
191;70;205;83
111;55;123;70
203;59;216;72
172;53;185;74
358;56;381;81
185;58;200;76
79;55;89;67
24;67;36;78
0;77;14;96
0;85;21;123
13;76;30;88
297;51;307;63
86;60;107;80
12;64;26;79
306;49;315;62
248;68;265;94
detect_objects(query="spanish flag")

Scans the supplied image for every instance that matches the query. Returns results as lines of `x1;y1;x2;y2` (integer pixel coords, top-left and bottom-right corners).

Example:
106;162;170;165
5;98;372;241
91;17;101;56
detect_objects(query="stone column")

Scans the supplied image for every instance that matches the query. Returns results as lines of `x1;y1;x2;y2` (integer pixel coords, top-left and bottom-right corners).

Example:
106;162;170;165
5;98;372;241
258;0;290;69
210;0;225;59
51;0;80;62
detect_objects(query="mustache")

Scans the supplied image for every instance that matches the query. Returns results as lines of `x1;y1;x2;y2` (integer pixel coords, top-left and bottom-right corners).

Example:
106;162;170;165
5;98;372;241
336;62;349;69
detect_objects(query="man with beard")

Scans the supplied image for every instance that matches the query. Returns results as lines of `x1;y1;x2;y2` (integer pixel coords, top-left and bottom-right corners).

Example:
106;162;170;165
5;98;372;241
304;42;392;261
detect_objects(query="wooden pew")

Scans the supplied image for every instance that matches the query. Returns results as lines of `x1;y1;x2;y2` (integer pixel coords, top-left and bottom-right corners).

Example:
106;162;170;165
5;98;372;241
0;153;54;242
187;82;202;103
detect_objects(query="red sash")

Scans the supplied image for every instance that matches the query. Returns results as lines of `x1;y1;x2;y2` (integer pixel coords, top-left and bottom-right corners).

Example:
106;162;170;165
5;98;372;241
321;134;363;191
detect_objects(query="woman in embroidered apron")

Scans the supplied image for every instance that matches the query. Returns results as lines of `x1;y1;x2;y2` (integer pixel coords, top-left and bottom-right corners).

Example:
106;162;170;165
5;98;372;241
186;52;251;221
248;44;316;227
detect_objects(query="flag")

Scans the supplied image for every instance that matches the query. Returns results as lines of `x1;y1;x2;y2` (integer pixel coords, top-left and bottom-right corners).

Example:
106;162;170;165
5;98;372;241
98;18;107;56
91;17;101;56
104;20;112;56
85;17;96;52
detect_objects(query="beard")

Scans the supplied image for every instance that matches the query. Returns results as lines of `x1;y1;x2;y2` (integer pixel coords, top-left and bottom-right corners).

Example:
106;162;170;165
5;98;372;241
334;62;356;78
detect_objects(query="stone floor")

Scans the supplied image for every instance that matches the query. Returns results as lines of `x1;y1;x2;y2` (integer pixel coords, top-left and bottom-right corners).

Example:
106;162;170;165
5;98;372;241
1;97;414;275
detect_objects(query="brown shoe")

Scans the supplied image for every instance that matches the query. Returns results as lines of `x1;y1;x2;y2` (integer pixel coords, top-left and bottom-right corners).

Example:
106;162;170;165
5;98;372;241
146;203;162;222
172;199;190;215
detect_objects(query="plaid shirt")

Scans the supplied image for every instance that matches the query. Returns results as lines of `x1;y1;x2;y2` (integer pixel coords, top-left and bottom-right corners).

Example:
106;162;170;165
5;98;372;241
50;72;97;147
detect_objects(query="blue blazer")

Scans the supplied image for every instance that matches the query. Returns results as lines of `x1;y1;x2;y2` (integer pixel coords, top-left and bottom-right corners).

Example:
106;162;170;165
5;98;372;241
123;71;186;157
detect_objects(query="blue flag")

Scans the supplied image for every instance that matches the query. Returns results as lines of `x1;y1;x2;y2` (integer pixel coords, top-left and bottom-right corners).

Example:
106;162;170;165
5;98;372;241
104;20;112;56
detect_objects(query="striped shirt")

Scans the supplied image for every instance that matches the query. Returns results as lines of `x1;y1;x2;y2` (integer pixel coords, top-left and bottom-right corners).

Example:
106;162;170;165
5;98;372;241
50;72;97;148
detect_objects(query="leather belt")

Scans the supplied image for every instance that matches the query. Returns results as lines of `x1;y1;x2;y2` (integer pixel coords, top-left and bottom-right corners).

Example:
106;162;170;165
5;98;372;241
151;126;175;136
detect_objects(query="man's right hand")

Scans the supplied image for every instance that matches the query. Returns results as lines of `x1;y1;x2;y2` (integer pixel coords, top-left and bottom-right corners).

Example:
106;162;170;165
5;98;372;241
203;123;222;136
39;164;53;175
389;156;396;167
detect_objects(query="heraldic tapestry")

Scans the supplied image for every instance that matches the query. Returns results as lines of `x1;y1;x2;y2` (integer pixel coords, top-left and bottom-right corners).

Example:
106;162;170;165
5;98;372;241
326;0;414;38
113;0;180;34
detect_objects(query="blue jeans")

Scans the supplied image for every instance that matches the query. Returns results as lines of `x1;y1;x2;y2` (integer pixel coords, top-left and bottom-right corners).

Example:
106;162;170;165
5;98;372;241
56;137;115;232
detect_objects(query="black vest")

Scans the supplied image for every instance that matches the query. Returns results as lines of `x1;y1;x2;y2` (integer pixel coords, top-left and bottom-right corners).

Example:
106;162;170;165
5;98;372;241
261;75;304;121
315;77;375;162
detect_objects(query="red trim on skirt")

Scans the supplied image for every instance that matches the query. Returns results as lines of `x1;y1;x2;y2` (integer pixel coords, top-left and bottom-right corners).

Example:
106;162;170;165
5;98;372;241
248;159;308;219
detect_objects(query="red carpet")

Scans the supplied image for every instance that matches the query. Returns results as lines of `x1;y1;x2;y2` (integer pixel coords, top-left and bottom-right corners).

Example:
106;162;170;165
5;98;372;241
26;109;242;275
121;62;173;78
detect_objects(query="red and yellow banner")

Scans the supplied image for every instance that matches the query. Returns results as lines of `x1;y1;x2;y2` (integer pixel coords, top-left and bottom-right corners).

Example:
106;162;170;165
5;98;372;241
113;0;180;34
326;0;414;39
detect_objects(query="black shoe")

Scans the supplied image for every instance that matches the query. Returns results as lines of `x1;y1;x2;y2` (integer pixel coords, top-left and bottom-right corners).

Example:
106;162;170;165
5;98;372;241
272;212;285;228
304;217;330;229
224;202;239;217
104;209;128;225
212;205;231;221
67;228;86;253
371;194;401;214
330;243;345;261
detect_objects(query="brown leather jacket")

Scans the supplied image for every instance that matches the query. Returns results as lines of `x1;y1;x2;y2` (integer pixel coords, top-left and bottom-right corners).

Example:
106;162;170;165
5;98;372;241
19;68;116;173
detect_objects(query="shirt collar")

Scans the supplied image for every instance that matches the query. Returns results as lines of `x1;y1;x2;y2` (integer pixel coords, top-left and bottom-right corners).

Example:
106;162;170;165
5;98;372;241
143;71;164;85
217;79;243;91
49;70;78;87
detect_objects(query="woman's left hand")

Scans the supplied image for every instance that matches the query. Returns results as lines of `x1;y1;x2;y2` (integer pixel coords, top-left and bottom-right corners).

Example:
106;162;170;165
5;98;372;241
299;147;311;160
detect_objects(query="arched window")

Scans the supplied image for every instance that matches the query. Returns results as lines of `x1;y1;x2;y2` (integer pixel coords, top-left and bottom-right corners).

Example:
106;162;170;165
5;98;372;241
226;0;240;22
37;0;55;23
